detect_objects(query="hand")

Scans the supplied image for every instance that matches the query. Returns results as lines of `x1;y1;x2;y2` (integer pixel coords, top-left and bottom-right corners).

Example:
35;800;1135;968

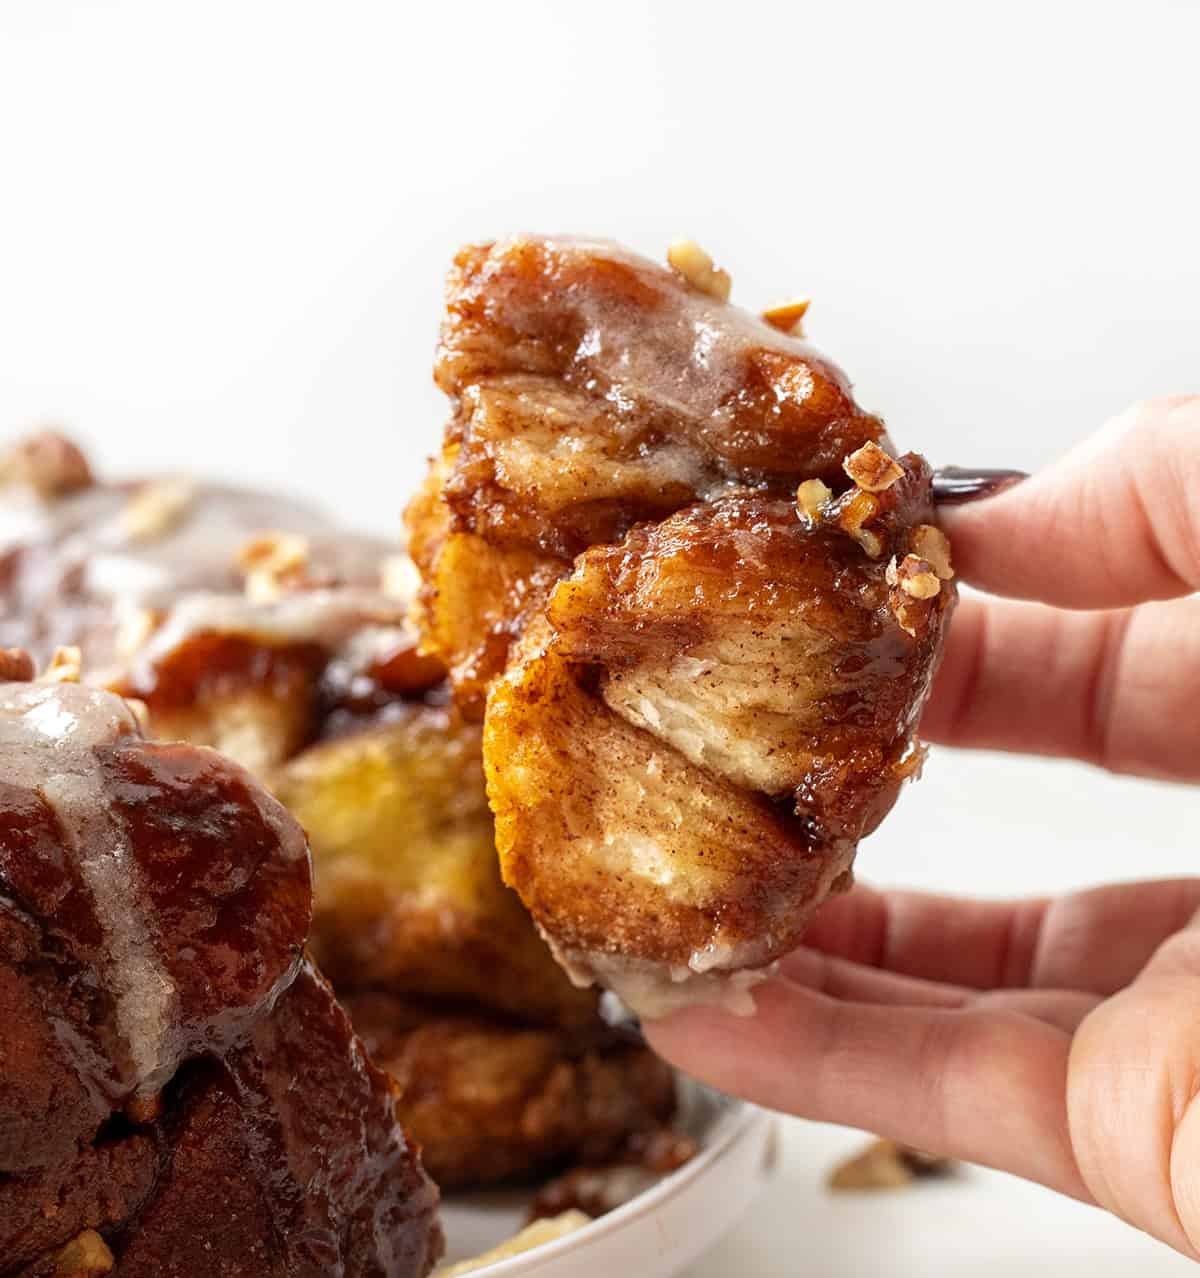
645;396;1200;1257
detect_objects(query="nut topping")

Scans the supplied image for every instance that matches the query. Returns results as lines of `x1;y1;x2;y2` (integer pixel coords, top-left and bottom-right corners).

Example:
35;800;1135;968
0;431;94;498
894;553;942;599
666;239;732;302
0;648;36;682
51;1229;115;1276
838;488;885;558
910;523;954;580
762;297;811;337
795;478;832;522
828;1138;954;1192
120;479;196;543
41;646;83;684
115;606;159;658
237;530;311;603
843;441;904;493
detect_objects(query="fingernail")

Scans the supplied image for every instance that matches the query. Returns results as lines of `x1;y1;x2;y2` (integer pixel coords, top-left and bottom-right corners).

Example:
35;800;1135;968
931;467;1028;505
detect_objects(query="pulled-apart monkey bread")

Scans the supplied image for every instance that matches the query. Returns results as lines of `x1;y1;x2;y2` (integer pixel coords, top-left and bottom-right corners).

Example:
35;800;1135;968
406;237;955;1014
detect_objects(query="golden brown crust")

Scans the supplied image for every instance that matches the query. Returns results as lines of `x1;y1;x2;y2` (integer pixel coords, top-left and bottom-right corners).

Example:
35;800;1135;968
345;992;676;1190
408;237;955;999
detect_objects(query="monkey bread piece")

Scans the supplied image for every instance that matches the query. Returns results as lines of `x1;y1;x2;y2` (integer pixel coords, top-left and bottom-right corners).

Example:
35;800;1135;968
0;671;441;1278
407;237;956;1014
271;700;597;1026
345;992;678;1191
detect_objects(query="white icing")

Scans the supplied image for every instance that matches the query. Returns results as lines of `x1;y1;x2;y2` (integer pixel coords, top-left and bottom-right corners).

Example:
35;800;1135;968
2;475;406;673
547;934;776;1020
43;770;177;1092
0;681;177;1093
0;680;142;747
493;234;846;432
130;587;410;683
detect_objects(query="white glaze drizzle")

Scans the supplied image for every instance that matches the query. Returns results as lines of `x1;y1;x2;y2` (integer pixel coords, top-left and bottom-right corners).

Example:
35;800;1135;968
0;681;177;1093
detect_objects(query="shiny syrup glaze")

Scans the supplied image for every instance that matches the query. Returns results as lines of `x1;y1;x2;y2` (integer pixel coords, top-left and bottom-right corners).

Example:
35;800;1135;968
0;447;443;736
406;235;895;705
0;678;441;1277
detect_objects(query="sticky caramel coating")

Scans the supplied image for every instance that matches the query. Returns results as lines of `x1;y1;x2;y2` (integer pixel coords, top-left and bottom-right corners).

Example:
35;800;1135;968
488;474;946;975
406;236;888;711
408;237;955;1001
346;992;676;1190
0;447;405;774
0;678;440;1277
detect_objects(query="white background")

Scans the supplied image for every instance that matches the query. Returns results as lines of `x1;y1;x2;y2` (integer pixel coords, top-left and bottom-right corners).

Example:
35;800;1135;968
1;2;1197;1273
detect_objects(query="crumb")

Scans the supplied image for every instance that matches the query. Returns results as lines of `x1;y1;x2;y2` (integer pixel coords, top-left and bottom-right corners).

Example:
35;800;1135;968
828;1137;955;1192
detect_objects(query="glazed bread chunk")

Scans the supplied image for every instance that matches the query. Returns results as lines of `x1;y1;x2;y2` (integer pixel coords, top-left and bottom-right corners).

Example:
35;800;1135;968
0;672;441;1277
406;237;956;1013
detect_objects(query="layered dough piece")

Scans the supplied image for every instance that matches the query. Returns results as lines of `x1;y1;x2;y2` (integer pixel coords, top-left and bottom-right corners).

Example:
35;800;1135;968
407;237;956;1013
0;674;441;1278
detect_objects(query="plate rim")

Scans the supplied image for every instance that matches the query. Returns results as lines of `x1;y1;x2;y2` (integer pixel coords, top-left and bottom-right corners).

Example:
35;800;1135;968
464;1091;773;1275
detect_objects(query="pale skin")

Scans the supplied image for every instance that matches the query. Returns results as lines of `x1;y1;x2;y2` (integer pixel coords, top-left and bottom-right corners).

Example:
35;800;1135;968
645;395;1200;1258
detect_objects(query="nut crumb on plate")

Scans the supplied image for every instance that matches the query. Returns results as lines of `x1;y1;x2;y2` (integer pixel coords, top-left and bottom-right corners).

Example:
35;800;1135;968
828;1137;955;1192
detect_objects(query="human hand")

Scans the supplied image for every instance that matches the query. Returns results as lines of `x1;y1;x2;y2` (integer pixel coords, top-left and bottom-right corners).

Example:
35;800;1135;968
645;395;1200;1256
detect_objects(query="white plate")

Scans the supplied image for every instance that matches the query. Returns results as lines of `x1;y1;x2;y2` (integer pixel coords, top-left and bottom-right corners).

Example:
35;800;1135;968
438;1082;778;1277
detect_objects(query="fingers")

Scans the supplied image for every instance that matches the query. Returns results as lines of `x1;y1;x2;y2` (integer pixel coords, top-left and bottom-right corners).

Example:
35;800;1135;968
922;591;1200;781
781;948;1099;1033
645;980;1089;1200
802;879;1200;996
799;883;1050;991
940;396;1200;609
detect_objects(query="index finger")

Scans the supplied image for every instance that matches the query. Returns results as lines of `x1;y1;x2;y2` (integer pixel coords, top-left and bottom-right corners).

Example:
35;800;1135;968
941;396;1200;609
